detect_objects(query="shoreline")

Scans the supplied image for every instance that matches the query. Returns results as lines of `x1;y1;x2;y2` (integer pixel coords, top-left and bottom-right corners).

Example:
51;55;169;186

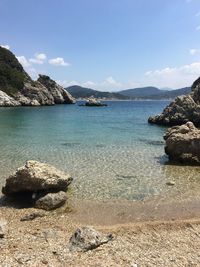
69;196;200;226
1;196;200;266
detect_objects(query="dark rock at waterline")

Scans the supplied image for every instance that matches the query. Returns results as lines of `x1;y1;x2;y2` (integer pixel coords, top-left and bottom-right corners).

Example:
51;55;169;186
164;121;200;164
35;191;67;210
148;76;200;126
69;226;113;252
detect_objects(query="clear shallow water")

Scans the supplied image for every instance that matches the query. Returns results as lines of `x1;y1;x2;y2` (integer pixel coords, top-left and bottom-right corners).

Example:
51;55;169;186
0;101;200;201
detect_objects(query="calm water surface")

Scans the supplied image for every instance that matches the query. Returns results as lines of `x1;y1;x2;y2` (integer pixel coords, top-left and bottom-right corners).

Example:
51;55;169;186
0;101;200;201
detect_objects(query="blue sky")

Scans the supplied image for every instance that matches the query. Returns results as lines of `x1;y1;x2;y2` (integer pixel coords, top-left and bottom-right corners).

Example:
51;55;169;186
1;0;200;90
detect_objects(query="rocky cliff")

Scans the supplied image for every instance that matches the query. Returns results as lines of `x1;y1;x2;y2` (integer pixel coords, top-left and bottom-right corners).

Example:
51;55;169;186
0;46;75;106
148;77;200;126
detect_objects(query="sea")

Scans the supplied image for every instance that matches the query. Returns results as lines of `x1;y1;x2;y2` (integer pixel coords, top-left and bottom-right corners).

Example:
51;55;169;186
0;100;200;201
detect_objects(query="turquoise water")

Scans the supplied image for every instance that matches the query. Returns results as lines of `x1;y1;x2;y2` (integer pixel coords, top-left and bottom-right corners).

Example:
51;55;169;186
1;101;200;201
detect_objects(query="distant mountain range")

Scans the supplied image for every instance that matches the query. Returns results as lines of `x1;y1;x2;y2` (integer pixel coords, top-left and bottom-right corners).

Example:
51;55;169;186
66;85;191;100
66;85;128;100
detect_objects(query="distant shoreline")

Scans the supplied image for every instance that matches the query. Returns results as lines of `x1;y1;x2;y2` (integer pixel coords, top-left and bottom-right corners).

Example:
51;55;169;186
77;98;172;102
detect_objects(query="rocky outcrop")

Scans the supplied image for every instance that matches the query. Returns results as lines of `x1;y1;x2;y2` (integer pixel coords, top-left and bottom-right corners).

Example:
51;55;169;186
38;75;75;104
18;81;55;106
148;77;200;126
164;121;200;164
0;46;75;106
0;90;21;106
69;226;113;252
2;160;72;210
80;98;107;107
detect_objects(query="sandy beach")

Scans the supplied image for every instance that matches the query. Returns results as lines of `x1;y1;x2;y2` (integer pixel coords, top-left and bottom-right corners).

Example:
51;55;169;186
1;194;200;267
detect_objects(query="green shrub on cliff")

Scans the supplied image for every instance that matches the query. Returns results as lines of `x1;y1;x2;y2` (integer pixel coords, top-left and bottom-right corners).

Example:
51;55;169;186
0;46;27;95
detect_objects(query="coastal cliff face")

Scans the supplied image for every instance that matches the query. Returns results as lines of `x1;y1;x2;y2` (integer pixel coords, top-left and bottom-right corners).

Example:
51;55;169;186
0;46;75;106
148;77;200;126
38;75;75;104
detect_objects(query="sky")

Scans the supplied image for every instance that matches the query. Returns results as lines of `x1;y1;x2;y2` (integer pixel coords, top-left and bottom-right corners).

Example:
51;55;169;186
0;0;200;91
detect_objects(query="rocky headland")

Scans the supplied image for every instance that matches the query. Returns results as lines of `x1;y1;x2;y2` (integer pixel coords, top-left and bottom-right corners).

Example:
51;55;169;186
148;76;200;126
0;47;75;106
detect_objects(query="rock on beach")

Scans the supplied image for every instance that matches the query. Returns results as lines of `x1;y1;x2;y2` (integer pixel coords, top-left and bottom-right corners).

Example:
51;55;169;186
2;160;72;210
164;121;200;164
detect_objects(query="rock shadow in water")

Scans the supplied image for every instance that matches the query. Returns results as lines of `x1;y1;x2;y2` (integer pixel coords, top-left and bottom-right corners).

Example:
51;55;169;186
95;144;106;148
139;138;165;146
115;174;138;180
61;142;81;147
155;155;169;165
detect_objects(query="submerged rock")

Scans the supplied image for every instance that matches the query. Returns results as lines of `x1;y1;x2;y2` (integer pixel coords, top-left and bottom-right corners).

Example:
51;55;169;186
164;121;200;164
35;191;67;210
69;226;113;252
166;181;176;186
2;160;72;195
148;77;200;126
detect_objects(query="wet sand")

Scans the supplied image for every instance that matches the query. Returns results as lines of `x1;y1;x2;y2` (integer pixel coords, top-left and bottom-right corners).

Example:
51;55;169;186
70;196;200;225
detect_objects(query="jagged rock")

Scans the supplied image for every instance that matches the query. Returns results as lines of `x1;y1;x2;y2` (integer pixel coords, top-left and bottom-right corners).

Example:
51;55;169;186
18;81;55;106
2;160;72;195
69;226;113;252
164;121;200;164
148;77;200;126
35;191;67;210
0;90;20;106
0;219;7;238
38;75;75;104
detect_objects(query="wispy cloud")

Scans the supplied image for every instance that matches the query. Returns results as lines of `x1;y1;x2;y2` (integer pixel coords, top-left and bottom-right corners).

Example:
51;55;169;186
0;44;10;50
58;61;200;91
195;11;200;17
16;56;31;68
29;53;47;64
49;57;69;66
145;62;200;88
196;25;200;31
189;48;198;55
57;77;139;91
